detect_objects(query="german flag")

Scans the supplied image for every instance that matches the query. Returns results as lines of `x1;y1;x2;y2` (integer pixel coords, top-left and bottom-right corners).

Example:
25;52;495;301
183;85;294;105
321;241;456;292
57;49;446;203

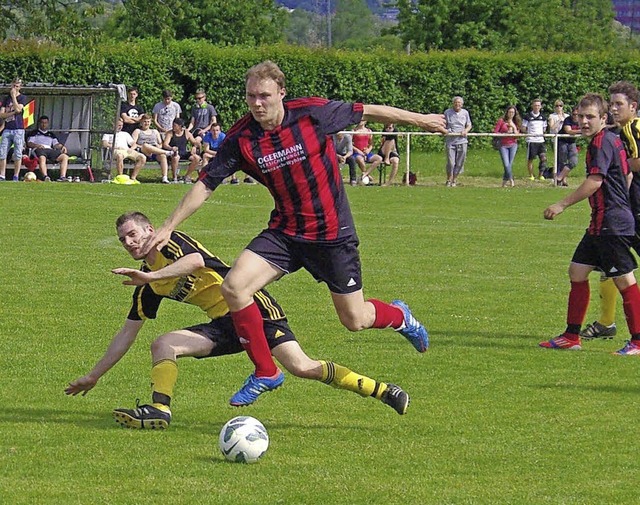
22;100;35;128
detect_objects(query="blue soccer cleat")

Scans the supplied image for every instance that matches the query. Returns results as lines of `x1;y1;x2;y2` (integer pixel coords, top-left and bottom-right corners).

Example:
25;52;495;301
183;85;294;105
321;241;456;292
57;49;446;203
391;300;429;352
229;370;285;407
613;340;640;355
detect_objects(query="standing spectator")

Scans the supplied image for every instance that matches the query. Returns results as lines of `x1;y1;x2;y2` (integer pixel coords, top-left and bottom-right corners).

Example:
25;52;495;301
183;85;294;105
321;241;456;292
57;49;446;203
493;105;521;187
334;130;357;186
444;96;472;187
152;90;182;137
120;86;145;135
26;115;70;182
188;88;217;149
521;99;549;181
101;118;146;181
540;93;640;354
378;123;401;186
548;100;569;175
163;118;201;183
353;120;382;184
555;106;581;187
0;77;28;181
131;114;173;184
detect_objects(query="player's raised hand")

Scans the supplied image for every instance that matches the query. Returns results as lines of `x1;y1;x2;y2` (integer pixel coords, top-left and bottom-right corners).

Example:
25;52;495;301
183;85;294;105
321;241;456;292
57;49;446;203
418;113;448;134
65;375;97;396
112;267;152;286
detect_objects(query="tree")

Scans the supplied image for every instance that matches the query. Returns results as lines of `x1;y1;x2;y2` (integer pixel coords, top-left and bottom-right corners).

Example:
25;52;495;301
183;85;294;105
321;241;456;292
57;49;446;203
105;0;286;45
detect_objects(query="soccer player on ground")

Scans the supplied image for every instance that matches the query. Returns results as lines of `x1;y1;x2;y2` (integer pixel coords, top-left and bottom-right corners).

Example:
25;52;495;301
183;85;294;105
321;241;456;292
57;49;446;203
143;61;447;407
540;93;640;355
579;81;640;342
64;212;410;429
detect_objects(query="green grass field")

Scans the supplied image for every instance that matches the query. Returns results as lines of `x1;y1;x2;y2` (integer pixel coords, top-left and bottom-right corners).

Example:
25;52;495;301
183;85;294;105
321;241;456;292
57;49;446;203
1;166;638;504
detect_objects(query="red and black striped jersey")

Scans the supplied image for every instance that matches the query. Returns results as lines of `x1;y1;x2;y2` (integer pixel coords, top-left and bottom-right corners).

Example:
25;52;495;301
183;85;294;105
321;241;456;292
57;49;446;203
200;98;364;242
585;129;634;236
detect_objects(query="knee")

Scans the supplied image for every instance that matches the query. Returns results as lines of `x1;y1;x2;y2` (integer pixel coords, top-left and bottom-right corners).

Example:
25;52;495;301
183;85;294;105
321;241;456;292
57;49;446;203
338;311;368;332
151;335;172;356
221;279;247;305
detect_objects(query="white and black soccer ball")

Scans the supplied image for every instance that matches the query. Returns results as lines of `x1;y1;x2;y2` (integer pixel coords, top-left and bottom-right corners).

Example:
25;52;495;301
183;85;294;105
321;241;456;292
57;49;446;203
361;175;371;186
24;171;37;182
219;416;269;464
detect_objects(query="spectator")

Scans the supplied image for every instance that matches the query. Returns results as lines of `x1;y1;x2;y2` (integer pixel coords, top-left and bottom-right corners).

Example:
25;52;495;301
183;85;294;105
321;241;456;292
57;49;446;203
548;100;569;175
378;123;401;186
493;105;521;188
102;118;146;182
163;118;201;184
120;86;144;135
26;115;70;182
132;114;174;184
444;96;472;187
152;90;182;137
201;124;226;163
0;77;28;181
555;106;581;187
188;88;217;149
521;98;549;181
352;120;382;184
334;130;357;186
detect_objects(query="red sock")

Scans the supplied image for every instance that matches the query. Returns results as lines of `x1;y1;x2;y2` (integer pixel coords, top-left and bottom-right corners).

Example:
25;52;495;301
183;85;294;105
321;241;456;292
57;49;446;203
621;283;640;337
368;299;405;329
566;280;590;331
230;302;278;378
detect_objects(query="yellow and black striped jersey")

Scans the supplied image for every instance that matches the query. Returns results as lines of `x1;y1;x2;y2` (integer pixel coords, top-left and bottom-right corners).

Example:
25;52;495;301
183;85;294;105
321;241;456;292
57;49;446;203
620;118;640;218
127;230;285;322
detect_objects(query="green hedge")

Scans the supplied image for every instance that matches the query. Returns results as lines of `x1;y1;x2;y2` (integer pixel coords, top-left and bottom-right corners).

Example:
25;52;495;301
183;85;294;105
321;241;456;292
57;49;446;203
3;40;640;149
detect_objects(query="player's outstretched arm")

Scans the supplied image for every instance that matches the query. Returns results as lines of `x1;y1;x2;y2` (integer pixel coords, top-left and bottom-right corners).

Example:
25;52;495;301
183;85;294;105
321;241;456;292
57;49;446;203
64;319;144;396
544;175;603;220
142;180;212;255
362;104;448;134
112;254;205;286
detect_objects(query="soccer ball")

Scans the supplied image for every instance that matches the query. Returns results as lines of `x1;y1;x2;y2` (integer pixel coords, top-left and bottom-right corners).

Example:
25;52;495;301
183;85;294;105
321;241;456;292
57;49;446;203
218;416;269;464
24;171;37;182
361;175;370;185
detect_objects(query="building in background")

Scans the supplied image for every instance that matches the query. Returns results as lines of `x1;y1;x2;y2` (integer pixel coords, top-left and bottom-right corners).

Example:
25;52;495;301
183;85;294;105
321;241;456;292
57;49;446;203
613;0;640;33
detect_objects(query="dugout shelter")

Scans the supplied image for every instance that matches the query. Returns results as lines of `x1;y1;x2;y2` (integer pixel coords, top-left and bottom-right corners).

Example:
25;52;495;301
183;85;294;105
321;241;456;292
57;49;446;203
0;83;123;181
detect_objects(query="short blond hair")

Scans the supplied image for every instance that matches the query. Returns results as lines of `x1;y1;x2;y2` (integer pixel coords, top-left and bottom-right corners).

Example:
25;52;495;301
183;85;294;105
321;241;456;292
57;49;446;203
245;61;285;89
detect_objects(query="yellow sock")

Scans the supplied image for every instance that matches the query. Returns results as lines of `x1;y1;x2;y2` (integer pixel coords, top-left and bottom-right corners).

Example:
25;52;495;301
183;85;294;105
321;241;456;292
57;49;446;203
599;277;618;326
319;360;387;399
151;359;178;409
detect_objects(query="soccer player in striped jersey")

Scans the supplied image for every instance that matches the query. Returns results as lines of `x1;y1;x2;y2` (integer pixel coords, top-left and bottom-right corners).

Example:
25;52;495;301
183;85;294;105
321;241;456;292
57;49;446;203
145;61;447;407
64;212;410;429
540;93;640;354
579;82;640;349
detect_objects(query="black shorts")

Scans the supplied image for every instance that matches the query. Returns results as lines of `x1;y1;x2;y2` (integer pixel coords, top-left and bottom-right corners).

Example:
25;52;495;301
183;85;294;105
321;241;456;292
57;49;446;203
527;142;546;160
185;314;296;358
34;148;62;162
571;234;637;277
246;228;363;294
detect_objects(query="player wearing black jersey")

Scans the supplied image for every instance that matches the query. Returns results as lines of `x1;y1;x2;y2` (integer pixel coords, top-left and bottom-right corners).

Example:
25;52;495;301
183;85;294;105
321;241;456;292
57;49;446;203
145;61;447;407
65;212;410;429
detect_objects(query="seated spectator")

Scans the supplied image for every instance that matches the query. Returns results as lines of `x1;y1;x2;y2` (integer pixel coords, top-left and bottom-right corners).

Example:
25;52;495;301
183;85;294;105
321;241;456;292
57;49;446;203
26;115;70;182
163;118;201;183
377;123;400;186
132;114;174;184
352;120;382;184
201;124;226;163
555;106;581;187
187;88;217;150
152;90;182;138
101;118;146;182
334;131;357;186
120;86;144;135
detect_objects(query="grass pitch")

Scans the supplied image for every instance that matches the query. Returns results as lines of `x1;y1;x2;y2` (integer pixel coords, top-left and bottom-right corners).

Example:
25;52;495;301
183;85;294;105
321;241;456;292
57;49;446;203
1;170;638;504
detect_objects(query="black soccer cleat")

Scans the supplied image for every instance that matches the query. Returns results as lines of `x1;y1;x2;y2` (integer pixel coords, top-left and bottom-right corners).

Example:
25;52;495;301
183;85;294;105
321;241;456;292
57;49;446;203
381;383;410;415
113;401;171;430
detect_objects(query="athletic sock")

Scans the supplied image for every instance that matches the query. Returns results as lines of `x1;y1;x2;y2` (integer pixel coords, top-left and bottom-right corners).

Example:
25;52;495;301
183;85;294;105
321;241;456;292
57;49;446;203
368;299;404;329
231;302;278;378
319;360;387;399
598;277;618;326
566;280;590;334
150;359;178;408
621;283;640;336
